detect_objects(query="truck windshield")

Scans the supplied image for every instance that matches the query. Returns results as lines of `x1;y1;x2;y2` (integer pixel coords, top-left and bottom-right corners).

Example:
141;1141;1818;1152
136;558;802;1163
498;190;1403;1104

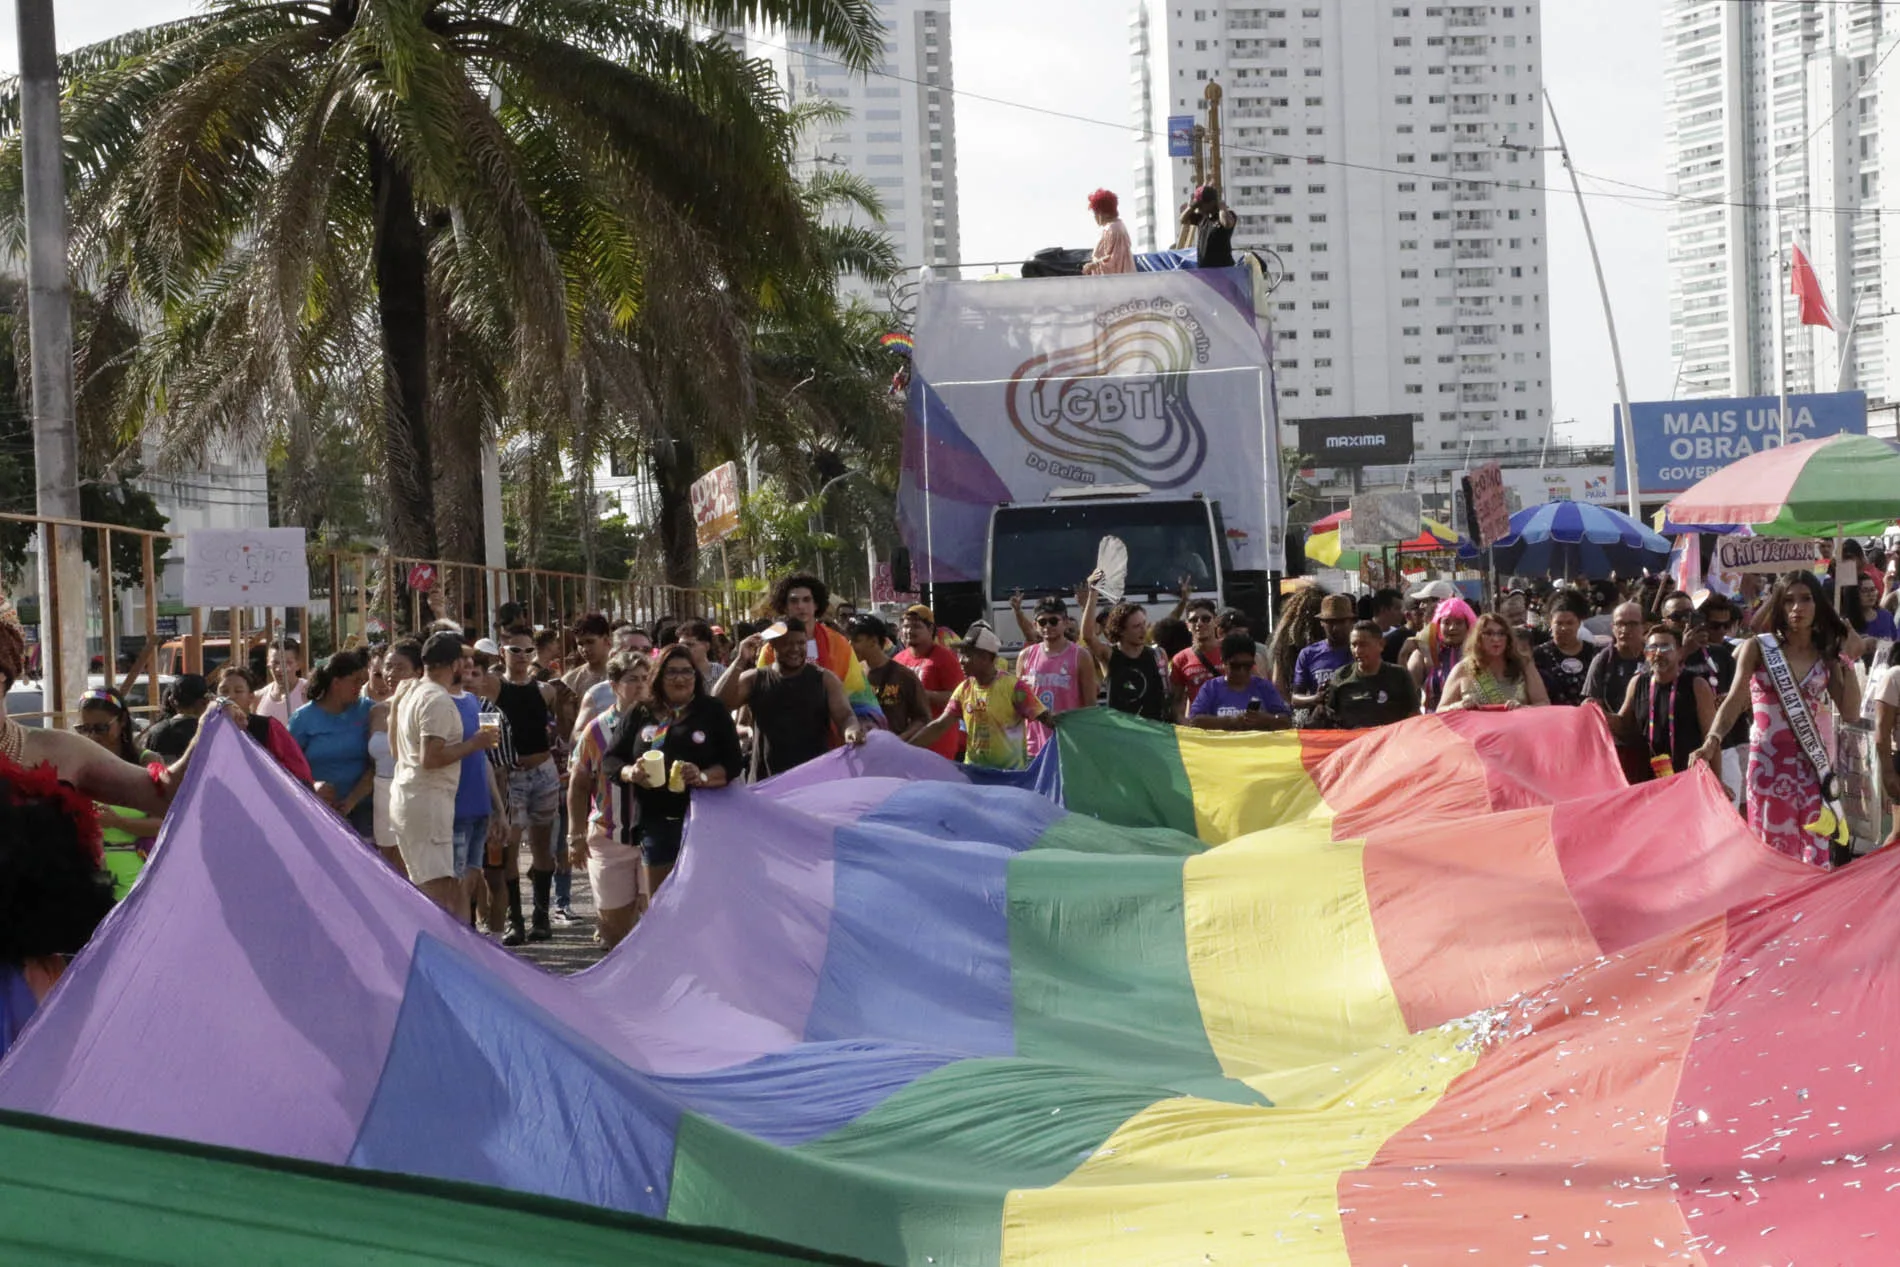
992;501;1218;598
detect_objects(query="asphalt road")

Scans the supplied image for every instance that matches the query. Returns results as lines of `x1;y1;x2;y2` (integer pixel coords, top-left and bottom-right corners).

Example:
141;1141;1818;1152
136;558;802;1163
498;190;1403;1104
506;848;611;976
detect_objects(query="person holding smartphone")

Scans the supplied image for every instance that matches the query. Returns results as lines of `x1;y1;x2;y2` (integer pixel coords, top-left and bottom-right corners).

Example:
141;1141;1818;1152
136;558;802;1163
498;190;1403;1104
1186;633;1292;731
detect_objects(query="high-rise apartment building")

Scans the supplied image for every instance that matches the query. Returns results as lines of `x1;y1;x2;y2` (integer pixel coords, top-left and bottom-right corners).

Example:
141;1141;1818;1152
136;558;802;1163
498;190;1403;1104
774;0;961;295
1129;1;1555;460
1664;2;1889;404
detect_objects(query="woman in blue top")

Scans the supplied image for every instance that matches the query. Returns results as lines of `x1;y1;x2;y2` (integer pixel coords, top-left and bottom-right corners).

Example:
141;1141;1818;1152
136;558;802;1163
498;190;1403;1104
0;754;117;1060
289;650;376;838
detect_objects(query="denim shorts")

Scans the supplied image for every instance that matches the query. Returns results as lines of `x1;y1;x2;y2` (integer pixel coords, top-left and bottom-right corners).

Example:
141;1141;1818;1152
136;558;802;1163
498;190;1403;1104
640;817;686;869
506;761;560;827
453;815;490;877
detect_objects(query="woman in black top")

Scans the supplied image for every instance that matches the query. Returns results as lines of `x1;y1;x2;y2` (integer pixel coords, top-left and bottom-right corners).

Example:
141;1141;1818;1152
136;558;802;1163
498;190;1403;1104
604;645;742;896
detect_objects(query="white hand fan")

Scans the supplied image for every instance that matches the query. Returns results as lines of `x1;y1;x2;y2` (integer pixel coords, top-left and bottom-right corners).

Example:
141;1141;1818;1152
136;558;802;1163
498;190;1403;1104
1090;535;1129;604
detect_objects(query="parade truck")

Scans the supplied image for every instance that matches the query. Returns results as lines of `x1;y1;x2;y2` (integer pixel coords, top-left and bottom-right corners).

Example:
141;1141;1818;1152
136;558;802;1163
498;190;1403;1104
896;261;1284;644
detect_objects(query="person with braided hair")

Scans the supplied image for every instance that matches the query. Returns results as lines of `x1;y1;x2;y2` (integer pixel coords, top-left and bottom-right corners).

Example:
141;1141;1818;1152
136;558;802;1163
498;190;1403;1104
0;754;117;1058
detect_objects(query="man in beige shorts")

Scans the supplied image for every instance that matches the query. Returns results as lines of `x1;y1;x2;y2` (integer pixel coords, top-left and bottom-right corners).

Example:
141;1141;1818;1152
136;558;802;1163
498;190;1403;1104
391;632;500;914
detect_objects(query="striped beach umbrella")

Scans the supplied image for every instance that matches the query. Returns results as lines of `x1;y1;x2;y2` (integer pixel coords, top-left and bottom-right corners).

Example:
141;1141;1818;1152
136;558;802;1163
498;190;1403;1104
1461;499;1671;578
1664;433;1900;537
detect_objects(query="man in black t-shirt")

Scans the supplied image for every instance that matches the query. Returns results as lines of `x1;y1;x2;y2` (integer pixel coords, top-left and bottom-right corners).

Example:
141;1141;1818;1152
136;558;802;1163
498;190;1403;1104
1319;622;1421;729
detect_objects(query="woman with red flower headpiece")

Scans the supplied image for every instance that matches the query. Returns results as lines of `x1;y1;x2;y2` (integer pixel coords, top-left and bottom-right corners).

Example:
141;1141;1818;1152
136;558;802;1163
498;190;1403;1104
0;755;116;1057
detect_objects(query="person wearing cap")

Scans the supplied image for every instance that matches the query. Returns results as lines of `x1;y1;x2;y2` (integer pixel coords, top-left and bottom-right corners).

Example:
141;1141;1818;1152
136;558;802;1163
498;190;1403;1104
848;615;930;742
1082;188;1134;276
894;603;964;759
389;632;501;916
910;623;1047;770
1015;595;1097;759
143;673;212;761
1291;593;1359;718
717;617;865;778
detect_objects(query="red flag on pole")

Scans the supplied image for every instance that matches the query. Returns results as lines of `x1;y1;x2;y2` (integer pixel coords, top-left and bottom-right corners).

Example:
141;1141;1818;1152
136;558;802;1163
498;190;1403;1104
1789;242;1839;330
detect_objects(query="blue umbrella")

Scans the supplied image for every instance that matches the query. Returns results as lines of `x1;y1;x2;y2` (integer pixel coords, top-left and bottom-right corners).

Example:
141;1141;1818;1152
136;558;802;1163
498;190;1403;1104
1458;500;1673;578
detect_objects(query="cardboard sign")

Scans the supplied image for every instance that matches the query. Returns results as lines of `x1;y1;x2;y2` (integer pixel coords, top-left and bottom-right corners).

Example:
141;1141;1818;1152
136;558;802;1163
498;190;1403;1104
691;462;742;548
1712;535;1823;575
870;562;918;606
1343;491;1423;550
182;529;309;608
1465;462;1510;548
407;563;436;593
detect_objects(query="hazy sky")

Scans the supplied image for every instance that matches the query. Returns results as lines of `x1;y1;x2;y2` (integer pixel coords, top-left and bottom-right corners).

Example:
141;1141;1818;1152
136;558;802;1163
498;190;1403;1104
1;0;1670;445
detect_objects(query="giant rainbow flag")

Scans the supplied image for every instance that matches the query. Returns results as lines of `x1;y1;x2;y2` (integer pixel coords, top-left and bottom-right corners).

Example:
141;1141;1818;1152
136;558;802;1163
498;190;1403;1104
1;706;1896;1264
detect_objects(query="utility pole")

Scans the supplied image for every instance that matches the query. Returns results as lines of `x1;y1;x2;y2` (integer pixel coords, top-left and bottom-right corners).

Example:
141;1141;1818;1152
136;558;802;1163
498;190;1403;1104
17;0;88;721
1508;95;1642;520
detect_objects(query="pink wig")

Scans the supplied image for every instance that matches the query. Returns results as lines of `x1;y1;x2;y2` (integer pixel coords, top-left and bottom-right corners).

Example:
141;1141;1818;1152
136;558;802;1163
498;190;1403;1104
1087;188;1120;218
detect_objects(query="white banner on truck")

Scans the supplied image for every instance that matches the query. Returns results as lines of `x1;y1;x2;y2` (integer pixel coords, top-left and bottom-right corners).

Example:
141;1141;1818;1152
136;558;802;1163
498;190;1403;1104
898;266;1283;583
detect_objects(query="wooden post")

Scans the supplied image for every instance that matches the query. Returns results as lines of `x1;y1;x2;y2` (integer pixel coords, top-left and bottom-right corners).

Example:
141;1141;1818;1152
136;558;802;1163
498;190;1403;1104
96;525;116;691
329;551;342;652
382;551;396;639
187;606;204;676
45;522;66;723
142;533;158;702
356;552;369;643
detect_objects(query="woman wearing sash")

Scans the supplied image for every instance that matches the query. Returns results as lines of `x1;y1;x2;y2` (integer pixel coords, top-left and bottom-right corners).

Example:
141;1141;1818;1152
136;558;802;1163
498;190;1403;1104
1695;571;1860;866
1435;612;1548;712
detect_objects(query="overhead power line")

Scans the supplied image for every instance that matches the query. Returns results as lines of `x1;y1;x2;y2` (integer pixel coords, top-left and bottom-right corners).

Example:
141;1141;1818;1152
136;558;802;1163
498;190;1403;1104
750;25;1900;220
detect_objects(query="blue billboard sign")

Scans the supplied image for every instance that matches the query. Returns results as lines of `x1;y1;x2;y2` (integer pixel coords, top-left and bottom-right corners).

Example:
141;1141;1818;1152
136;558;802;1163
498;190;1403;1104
1613;391;1867;497
1167;115;1195;158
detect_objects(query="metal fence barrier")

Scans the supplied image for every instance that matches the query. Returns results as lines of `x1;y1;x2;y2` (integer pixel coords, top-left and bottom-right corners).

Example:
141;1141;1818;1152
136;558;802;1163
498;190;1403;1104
1;511;737;727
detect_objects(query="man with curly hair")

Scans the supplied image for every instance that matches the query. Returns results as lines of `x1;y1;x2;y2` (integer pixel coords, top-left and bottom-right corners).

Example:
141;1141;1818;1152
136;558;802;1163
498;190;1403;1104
755;572;885;732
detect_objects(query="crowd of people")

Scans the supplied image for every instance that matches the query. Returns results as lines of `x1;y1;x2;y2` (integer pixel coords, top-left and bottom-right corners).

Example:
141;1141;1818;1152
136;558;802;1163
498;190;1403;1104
2;544;1897;1049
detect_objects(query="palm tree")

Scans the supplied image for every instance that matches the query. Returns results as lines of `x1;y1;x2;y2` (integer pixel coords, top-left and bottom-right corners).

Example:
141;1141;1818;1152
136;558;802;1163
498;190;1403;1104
0;0;882;565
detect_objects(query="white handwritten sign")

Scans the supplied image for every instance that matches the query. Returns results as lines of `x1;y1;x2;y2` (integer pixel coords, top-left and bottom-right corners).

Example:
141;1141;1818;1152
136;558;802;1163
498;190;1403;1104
1712;535;1823;576
183;528;310;607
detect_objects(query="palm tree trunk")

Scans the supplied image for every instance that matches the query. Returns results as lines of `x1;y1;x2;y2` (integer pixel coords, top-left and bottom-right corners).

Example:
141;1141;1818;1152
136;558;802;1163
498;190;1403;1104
649;432;699;591
367;135;438;565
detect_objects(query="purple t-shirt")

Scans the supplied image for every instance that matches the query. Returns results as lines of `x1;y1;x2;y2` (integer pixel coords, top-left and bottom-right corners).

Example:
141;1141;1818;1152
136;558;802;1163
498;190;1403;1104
1293;640;1354;695
1189;675;1290;719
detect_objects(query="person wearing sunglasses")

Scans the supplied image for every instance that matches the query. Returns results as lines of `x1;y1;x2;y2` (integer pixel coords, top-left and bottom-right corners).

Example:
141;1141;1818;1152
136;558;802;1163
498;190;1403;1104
1616;621;1715;779
491;629;564;946
1015;596;1097;759
1169;599;1225;722
1186;633;1291;732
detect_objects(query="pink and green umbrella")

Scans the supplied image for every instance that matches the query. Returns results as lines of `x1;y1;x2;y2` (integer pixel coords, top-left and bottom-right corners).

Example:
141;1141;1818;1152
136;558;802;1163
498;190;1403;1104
1663;433;1900;537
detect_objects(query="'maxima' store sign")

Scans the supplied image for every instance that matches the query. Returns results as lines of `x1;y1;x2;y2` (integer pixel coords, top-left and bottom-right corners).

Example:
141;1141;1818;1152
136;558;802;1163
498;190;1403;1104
1614;391;1866;496
1294;414;1418;468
